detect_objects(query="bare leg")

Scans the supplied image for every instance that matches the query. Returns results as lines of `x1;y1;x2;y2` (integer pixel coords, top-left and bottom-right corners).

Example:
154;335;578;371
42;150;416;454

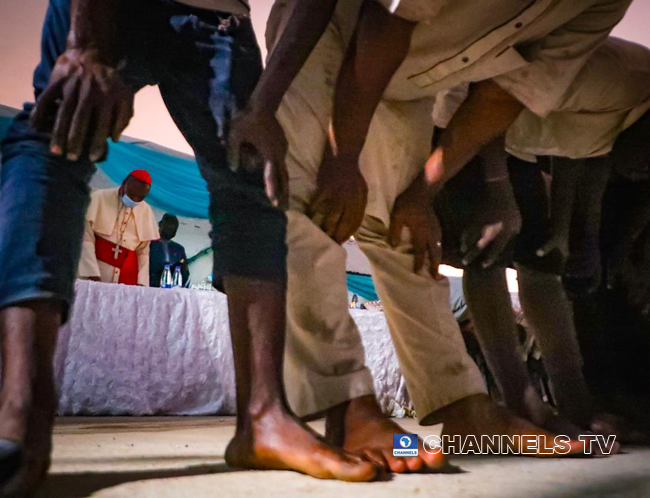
516;264;596;424
461;266;586;437
564;157;611;295
223;276;376;481
518;264;644;445
0;301;61;497
326;395;447;474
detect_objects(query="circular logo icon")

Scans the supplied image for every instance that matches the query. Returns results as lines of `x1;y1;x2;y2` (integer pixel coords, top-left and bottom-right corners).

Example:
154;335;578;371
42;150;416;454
399;436;412;448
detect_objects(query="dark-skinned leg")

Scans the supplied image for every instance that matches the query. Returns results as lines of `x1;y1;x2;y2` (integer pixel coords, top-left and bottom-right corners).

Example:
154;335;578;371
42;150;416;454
518;263;642;446
462;265;584;438
0;302;60;496
222;276;376;481
152;7;376;480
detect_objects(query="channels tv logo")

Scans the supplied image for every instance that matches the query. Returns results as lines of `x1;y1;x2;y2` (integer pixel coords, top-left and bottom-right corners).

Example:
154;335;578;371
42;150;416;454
393;434;418;457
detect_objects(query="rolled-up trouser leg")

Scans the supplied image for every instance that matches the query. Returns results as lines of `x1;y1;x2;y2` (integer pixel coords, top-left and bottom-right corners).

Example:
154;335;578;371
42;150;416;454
355;217;487;422
284;212;375;417
271;0;484;419
0;109;95;318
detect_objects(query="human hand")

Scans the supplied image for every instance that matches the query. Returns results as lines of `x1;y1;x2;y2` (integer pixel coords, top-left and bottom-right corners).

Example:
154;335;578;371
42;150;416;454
229;109;289;209
31;48;134;162
307;145;367;243
389;175;442;278
536;232;570;262
461;181;522;268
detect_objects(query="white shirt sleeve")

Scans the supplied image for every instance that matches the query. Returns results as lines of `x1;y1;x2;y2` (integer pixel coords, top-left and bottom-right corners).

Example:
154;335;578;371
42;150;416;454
78;220;101;279
493;0;632;117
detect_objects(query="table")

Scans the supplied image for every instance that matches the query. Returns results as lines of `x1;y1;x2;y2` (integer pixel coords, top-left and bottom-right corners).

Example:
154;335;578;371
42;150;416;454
55;281;411;416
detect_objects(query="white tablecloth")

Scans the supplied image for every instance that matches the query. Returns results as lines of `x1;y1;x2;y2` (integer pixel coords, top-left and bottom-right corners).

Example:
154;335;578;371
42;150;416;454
55;281;410;417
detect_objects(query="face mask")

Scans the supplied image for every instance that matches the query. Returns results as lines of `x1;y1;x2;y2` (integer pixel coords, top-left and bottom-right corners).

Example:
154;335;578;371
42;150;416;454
122;194;142;209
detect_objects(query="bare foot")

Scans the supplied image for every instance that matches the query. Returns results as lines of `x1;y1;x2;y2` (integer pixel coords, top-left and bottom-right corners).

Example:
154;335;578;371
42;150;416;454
590;413;650;446
516;392;621;456
0;408;54;498
0;303;60;497
0;380;56;497
225;407;377;482
422;394;587;457
326;395;448;473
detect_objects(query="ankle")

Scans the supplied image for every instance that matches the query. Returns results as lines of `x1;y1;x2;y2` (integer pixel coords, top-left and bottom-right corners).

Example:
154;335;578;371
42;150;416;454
0;391;33;419
239;398;289;428
346;396;383;420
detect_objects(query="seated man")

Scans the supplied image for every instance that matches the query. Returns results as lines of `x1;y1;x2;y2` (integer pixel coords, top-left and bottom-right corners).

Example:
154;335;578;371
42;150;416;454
231;0;631;466
429;37;650;443
150;213;190;288
78;170;159;286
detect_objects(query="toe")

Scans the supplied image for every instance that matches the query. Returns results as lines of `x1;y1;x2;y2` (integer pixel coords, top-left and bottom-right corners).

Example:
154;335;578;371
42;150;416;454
422;448;446;469
405;456;423;472
334;454;377;482
385;454;408;473
363;449;388;470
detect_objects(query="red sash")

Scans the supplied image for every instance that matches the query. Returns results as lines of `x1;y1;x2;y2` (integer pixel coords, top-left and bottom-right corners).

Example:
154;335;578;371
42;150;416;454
95;236;139;286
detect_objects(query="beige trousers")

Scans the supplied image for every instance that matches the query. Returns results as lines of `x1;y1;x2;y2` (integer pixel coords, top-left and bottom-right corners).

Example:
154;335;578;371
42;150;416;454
270;1;486;421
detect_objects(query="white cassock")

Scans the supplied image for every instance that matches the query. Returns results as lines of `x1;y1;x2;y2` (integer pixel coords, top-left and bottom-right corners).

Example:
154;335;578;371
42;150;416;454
78;188;160;286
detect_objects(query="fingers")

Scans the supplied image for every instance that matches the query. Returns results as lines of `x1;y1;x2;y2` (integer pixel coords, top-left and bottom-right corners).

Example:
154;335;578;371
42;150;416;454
412;231;427;274
264;159;288;209
89;104;113;162
462;223;503;266
476;222;503;250
228;131;242;173
66;77;94;160
536;239;557;258
111;97;133;142
50;77;81;156
481;231;511;269
462;238;483;266
389;214;405;248
427;237;442;278
424;147;445;185
333;195;366;243
30;77;65;132
321;207;344;238
271;143;289;210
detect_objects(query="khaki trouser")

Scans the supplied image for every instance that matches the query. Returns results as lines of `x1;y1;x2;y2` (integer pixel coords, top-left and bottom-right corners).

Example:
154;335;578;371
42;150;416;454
270;0;486;421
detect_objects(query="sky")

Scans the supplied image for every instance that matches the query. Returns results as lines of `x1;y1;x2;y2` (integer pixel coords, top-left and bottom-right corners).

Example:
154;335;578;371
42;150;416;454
1;0;649;155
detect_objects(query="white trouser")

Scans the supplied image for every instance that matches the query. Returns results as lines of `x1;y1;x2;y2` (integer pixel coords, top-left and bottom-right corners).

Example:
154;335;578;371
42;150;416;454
270;0;486;421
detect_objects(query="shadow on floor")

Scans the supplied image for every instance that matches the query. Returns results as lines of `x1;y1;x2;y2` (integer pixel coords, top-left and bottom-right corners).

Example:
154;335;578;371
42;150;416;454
37;462;237;498
551;473;650;498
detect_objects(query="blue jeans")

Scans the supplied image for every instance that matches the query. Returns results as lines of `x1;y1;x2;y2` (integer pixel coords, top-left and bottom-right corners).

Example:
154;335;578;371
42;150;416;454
0;0;286;316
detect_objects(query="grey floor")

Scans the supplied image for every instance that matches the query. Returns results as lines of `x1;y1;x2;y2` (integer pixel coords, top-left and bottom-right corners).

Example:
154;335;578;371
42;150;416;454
40;417;650;498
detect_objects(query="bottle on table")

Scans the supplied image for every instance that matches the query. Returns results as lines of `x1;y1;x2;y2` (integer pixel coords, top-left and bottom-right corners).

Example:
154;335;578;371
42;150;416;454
173;266;183;288
160;264;173;289
350;293;359;309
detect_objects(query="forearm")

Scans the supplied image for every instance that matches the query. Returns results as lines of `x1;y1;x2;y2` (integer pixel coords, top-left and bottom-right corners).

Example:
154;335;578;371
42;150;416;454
249;0;338;113
434;80;524;184
67;0;123;64
330;1;415;159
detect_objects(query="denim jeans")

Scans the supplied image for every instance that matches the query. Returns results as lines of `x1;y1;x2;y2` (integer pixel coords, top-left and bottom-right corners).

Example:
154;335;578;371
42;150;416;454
0;0;286;316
